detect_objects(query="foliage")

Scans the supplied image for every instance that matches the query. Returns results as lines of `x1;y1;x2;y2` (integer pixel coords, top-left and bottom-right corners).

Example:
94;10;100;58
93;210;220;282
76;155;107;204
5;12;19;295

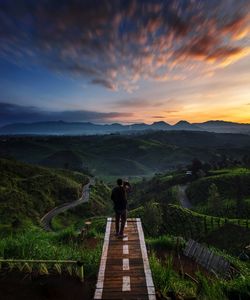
0;158;88;228
149;252;196;298
1;130;250;176
196;272;226;300
0;226;102;278
143;201;163;236
186;168;250;218
147;235;185;252
208;183;220;211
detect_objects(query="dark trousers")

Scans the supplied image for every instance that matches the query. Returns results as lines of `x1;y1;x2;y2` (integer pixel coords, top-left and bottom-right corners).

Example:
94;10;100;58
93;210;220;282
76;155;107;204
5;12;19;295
115;209;127;235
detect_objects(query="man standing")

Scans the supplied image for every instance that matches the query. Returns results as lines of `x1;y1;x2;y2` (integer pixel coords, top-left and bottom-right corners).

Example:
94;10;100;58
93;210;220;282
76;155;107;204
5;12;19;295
111;178;131;238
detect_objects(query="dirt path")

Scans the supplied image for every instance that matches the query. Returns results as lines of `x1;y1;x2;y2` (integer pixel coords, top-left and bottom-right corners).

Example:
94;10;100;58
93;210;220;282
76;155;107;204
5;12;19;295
177;184;192;209
41;177;95;231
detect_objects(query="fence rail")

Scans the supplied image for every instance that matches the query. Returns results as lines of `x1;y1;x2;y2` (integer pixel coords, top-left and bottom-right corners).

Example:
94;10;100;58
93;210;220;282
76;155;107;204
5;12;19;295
0;259;84;281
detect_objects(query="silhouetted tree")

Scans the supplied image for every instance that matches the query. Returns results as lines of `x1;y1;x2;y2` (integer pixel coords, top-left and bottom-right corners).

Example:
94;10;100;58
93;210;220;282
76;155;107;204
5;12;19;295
236;176;243;216
191;158;202;177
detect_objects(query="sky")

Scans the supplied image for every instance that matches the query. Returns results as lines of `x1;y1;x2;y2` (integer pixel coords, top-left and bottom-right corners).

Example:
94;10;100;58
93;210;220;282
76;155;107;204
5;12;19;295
0;0;250;126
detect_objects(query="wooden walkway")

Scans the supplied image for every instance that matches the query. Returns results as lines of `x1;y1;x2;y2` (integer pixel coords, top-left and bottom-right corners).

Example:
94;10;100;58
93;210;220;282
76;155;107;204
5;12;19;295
94;218;156;300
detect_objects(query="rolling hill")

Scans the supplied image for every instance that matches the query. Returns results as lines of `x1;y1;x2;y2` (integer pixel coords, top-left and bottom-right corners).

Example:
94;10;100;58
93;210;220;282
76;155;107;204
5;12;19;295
0;158;89;229
1;131;250;176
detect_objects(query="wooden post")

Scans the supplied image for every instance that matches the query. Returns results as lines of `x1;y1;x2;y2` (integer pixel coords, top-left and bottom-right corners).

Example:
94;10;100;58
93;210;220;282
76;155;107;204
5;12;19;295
77;261;84;282
79;265;84;282
204;216;207;234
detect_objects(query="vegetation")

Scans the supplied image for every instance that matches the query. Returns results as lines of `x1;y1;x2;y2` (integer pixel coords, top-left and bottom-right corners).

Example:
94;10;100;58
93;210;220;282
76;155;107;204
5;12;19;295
0;158;89;229
52;181;112;230
186;168;250;218
148;235;250;300
0;226;102;278
1;131;250;299
1;130;250;176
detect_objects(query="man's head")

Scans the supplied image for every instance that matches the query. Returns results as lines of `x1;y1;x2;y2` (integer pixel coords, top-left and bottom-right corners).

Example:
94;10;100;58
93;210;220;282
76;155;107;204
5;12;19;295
117;178;123;186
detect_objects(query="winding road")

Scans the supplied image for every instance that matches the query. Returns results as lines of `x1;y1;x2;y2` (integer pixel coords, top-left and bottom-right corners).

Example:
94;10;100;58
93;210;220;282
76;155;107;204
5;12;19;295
177;184;192;209
41;177;95;231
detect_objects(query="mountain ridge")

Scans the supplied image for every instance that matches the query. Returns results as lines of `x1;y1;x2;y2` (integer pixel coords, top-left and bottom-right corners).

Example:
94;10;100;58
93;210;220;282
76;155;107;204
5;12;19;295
0;120;249;135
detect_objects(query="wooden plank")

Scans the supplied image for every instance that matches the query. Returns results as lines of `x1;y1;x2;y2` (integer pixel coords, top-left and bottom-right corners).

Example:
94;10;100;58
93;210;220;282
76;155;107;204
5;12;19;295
94;218;156;300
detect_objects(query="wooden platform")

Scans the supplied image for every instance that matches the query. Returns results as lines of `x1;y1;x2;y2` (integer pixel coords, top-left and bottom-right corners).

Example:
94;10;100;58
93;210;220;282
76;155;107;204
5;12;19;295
94;218;156;300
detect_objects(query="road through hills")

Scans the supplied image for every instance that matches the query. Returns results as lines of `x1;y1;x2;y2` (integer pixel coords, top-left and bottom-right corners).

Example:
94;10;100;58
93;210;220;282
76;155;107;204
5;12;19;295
41;177;95;231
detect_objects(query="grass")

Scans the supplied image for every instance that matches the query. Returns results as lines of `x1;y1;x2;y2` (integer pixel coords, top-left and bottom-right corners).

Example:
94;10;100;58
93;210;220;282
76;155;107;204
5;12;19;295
0;226;102;278
161;204;250;239
186;168;250;212
149;252;196;298
147;235;185;252
0;158;88;228
149;234;250;299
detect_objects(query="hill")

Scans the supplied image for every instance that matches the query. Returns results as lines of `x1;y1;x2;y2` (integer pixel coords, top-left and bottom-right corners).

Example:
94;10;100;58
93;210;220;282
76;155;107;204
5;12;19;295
1;131;250;176
0;158;90;229
186;168;250;218
40;150;84;170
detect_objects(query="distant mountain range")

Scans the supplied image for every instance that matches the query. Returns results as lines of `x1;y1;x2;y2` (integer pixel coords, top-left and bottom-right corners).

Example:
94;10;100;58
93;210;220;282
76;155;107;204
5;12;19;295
0;120;250;135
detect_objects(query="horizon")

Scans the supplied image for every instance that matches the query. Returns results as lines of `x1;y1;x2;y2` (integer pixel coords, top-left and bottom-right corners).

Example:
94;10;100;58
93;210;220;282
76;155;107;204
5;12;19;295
1;0;250;125
1;118;250;128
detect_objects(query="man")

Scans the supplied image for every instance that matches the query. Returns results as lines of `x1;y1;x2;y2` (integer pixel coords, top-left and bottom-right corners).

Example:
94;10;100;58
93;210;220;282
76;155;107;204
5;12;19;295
111;178;131;238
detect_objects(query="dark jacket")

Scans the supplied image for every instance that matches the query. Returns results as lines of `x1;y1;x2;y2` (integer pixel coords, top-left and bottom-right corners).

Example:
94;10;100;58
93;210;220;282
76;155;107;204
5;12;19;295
111;186;127;211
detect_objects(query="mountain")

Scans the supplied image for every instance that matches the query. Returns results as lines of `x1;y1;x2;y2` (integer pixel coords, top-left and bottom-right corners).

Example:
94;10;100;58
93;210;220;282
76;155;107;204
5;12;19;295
150;121;171;129
172;120;202;131
0;120;250;135
195;120;250;134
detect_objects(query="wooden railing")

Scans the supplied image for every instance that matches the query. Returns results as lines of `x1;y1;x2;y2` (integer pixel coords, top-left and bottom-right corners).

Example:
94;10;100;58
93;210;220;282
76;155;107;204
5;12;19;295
0;259;84;281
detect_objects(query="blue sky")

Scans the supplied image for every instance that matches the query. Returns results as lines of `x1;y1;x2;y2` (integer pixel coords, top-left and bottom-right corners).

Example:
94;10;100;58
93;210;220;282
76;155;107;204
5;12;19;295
0;0;250;125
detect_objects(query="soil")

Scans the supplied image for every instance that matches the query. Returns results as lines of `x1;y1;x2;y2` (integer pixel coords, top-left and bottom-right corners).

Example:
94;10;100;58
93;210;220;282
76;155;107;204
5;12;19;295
153;248;211;279
81;236;100;249
0;271;95;300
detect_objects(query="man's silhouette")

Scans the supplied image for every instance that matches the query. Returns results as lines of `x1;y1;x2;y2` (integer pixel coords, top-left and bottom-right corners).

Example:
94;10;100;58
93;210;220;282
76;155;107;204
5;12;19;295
111;178;131;238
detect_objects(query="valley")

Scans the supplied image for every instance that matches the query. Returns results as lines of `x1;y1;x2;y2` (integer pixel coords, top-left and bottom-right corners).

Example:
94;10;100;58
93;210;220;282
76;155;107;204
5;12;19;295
1;131;250;299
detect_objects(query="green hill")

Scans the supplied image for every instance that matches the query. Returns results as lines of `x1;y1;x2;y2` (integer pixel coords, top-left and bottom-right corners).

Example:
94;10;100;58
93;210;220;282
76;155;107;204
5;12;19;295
186;168;250;218
0;158;89;229
1;130;250;176
40;150;84;170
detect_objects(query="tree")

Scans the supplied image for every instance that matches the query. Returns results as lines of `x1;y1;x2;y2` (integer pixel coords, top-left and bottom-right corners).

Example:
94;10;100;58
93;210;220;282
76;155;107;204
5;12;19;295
236;176;243;216
208;183;220;212
143;200;163;236
191;158;202;177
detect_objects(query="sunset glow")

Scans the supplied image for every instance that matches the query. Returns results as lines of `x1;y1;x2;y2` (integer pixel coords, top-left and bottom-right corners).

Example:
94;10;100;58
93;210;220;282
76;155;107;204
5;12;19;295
0;0;250;125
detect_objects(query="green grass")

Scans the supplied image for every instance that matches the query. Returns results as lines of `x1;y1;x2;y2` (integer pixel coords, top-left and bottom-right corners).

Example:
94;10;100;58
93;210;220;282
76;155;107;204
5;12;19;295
149;252;196;298
149;235;250;299
0;158;89;228
161;204;250;239
186;168;250;215
51;182;112;231
0;226;102;278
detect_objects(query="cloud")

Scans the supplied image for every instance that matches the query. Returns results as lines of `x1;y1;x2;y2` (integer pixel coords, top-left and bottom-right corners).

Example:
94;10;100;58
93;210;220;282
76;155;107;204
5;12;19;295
152;116;165;119
112;98;165;108
0;0;250;91
91;78;117;90
0;102;133;126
